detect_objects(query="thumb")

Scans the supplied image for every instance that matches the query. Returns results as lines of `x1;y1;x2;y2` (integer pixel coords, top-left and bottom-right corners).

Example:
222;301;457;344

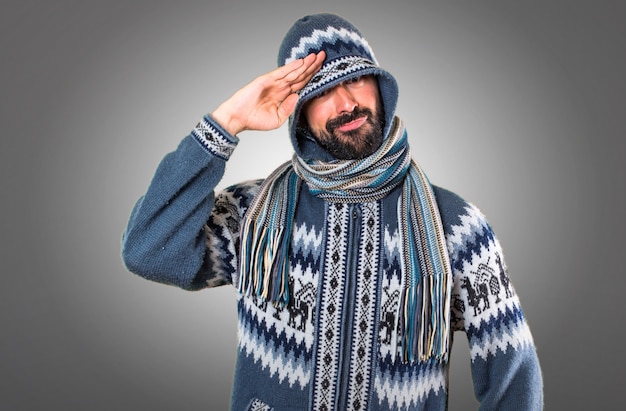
276;93;299;125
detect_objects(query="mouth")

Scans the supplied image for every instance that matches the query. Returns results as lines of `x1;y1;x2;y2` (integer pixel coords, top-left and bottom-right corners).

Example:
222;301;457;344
336;116;368;133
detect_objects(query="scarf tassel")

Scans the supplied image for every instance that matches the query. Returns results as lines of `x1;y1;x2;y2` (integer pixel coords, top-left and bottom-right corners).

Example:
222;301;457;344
239;170;299;308
398;273;451;364
397;166;452;364
238;118;452;363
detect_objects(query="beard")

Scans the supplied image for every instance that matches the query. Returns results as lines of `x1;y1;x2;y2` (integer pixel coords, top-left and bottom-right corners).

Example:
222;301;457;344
312;102;385;160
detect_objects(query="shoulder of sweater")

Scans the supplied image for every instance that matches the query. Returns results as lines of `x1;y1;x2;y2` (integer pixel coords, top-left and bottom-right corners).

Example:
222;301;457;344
432;185;491;235
432;185;470;223
216;179;264;214
221;179;264;195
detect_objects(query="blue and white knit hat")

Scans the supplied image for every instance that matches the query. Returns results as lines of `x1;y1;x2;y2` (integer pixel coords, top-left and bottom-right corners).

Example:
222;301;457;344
278;13;399;160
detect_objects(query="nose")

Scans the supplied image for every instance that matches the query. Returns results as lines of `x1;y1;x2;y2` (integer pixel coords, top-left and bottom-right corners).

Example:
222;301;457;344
332;84;358;114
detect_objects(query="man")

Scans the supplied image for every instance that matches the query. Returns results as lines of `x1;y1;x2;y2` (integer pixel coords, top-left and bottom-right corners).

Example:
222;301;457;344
122;13;543;410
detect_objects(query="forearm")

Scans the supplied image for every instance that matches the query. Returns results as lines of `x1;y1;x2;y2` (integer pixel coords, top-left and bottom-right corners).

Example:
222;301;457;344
121;115;238;290
471;342;543;411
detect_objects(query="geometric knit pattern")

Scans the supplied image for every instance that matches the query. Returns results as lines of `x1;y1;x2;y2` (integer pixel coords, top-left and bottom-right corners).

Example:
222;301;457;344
200;179;536;410
298;56;376;99
122;121;543;410
345;202;380;409
192;114;238;160
312;202;350;410
276;14;399;161
121;6;545;399
278;14;379;112
246;398;273;411
202;180;260;287
235;202;321;390
281;23;376;65
445;205;535;361
311;201;380;411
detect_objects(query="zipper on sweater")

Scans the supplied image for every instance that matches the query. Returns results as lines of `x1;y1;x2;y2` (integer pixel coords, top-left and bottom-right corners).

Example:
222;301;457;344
336;204;361;409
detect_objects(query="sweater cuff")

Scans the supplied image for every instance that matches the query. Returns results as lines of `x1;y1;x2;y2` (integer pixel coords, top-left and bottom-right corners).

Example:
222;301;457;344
191;114;239;160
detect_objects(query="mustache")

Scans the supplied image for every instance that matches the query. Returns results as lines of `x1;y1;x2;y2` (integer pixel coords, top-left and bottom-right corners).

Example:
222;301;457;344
326;107;374;134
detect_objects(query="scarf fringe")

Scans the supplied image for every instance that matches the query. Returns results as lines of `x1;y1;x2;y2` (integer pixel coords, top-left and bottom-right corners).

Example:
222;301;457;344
238;117;452;363
397;162;452;363
238;164;299;308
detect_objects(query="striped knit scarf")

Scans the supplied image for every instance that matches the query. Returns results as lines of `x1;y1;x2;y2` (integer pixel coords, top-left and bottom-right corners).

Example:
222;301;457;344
238;117;452;363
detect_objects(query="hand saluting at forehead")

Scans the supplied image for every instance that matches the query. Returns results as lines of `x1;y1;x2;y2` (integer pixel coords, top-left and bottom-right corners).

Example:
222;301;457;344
211;51;326;136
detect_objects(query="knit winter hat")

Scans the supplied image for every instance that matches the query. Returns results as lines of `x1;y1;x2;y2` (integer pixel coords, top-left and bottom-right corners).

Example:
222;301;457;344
278;13;399;161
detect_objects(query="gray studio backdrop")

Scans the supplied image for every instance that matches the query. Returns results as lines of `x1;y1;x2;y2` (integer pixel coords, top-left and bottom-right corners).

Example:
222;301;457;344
2;0;624;410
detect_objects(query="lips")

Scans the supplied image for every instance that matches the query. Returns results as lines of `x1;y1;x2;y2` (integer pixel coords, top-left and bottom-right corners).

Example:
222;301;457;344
337;116;368;132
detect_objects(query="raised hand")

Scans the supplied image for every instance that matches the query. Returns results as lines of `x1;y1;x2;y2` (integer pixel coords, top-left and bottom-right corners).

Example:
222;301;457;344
211;51;326;136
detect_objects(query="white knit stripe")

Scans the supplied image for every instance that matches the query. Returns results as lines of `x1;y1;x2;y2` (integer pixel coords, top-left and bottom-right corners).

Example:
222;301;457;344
445;205;486;258
312;203;349;411
445;202;534;362
204;196;239;286
205;181;262;287
204;224;237;285
377;278;403;360
192;116;238;160
383;226;402;259
378;227;403;359
291;222;324;255
235;219;323;390
237;315;311;389
451;234;518;324
297;57;376;104
247;398;273;411
373;363;448;409
460;280;520;327
345;202;380;410
290;222;323;308
284;26;376;63
240;293;315;347
469;314;535;361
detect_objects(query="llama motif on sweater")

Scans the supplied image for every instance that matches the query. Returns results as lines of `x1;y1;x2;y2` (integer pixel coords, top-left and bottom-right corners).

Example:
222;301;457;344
199;177;540;410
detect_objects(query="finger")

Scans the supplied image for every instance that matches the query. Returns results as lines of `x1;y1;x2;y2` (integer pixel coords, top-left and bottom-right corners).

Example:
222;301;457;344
272;55;310;81
278;52;324;83
294;51;325;80
282;51;325;93
295;51;325;81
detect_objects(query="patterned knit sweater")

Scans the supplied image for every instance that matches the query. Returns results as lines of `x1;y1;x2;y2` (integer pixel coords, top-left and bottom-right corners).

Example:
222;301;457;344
122;115;543;410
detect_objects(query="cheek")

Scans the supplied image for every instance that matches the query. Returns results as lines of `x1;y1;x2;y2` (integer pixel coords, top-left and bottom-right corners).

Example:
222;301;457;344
361;90;380;110
303;102;329;131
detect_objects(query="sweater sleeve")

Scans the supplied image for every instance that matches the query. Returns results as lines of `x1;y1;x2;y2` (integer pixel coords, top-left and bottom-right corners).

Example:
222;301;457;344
121;114;245;290
435;187;544;410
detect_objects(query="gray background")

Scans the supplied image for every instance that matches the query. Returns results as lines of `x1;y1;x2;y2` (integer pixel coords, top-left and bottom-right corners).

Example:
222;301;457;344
2;0;624;409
